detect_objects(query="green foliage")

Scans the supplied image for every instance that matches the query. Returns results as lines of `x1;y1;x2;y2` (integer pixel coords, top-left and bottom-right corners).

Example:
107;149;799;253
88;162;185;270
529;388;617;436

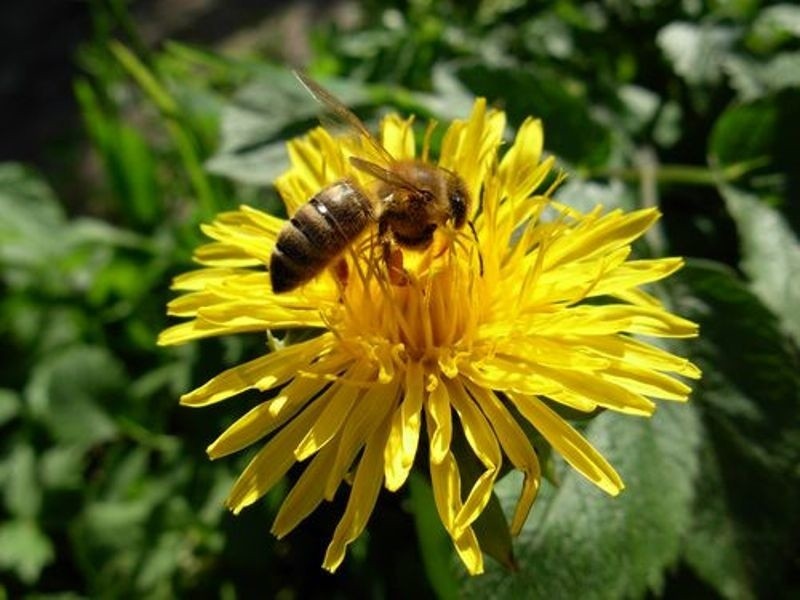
465;401;702;599
676;263;800;599
2;0;800;597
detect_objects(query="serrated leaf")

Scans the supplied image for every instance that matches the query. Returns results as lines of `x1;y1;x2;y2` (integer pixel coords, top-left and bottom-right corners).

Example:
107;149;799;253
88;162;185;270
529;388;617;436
725;52;800;101
657;22;737;88
206;140;289;186
463;401;701;599
25;346;125;447
0;164;65;275
673;262;800;598
720;186;800;341
0;520;54;584
206;69;371;185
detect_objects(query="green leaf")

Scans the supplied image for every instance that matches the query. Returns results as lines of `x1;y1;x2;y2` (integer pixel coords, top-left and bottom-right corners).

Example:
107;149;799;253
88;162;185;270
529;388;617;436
0;520;54;584
709;100;777;168
462;401;701;599
0;164;65;278
657;22;737;88
40;445;85;490
0;389;20;426
206;68;372;186
0;443;41;519
748;4;800;53
725;52;800;101
25;345;125;447
672;262;800;598
720;185;800;341
75;79;162;226
408;473;460;600
709;92;800;228
206;140;290;187
556;178;635;214
455;63;611;167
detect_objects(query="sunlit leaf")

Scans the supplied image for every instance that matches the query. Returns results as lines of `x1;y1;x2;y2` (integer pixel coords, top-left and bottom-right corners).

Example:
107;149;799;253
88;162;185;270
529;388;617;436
0;520;54;584
0;443;41;519
462;401;701;599
25;346;125;447
720;186;800;341
206;68;371;185
657;22;737;88
673;262;800;598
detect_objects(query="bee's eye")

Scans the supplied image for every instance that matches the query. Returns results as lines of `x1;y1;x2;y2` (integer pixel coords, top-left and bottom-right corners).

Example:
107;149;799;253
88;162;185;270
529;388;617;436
449;189;467;228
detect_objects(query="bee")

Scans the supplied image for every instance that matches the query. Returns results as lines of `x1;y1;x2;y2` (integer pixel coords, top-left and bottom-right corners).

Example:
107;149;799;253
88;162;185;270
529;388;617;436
269;72;479;294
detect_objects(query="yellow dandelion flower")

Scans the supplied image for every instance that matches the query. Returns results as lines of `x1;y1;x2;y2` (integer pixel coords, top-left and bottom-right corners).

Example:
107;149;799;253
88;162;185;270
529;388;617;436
159;95;700;575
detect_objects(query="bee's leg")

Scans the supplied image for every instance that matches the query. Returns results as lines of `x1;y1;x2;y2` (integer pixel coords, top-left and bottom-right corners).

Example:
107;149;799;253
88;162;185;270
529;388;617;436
384;243;409;286
379;221;408;286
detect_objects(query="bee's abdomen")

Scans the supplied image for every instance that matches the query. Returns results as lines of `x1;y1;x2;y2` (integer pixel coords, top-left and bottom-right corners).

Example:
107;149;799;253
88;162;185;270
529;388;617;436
270;181;372;293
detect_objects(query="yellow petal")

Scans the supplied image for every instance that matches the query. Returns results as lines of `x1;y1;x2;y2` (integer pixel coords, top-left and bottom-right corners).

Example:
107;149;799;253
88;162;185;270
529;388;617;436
508;393;624;495
207;353;351;459
447;379;501;537
588;258;685;298
198;301;326;329
170;267;242;291
597;336;703;379
424;375;452;464
461;361;561;399
180;335;333;406
271;442;338;538
602;364;692;401
453;527;485;575
193;242;262;267
294;362;375;461
380;114;416;160
384;361;425;491
428;451;461;532
544;208;660;270
463;379;540;535
326;376;398;500
322;414;391;572
498;117;545;200
225;399;326;514
158;320;266;346
533;364;655;416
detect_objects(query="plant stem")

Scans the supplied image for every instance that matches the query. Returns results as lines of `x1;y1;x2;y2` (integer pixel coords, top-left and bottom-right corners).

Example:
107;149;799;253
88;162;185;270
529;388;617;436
582;157;768;186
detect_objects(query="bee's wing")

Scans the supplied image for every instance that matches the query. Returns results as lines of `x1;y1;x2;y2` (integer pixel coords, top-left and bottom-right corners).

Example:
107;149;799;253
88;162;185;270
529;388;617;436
349;157;423;192
294;71;395;166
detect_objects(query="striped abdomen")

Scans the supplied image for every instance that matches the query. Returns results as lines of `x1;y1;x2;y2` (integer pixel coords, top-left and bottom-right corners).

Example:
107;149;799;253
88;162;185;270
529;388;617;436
270;181;373;293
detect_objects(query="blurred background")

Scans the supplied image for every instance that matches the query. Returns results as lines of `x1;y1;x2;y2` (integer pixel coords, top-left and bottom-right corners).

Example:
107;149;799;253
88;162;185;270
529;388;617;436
1;0;799;598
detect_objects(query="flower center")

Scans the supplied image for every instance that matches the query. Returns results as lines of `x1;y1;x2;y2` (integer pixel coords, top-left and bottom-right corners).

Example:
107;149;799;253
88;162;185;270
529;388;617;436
324;239;484;367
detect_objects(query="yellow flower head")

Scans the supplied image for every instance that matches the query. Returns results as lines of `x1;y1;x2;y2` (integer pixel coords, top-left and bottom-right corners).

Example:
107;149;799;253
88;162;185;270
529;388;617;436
159;98;700;574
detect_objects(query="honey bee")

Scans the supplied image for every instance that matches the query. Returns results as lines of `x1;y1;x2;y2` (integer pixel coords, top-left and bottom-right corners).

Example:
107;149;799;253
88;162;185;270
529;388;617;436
269;72;478;294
